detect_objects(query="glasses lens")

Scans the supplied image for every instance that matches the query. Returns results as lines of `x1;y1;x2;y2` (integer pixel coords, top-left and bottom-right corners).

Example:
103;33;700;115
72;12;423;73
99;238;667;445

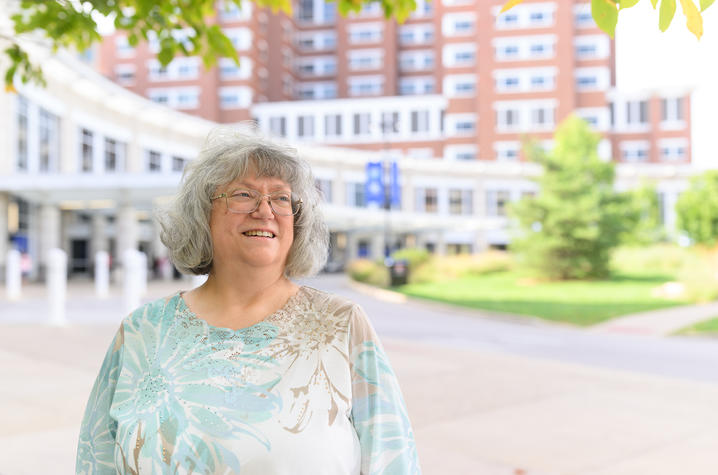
227;189;259;213
226;189;299;216
270;192;294;215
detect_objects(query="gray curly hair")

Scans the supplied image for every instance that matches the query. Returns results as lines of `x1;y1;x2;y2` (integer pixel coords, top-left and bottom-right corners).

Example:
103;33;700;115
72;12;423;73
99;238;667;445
157;128;329;277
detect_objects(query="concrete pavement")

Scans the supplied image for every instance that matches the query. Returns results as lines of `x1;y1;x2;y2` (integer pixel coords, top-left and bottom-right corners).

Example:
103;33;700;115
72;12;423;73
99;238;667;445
1;277;717;474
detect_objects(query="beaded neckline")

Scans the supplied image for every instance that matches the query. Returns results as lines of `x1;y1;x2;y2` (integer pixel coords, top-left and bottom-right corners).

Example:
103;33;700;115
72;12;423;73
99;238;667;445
175;285;309;334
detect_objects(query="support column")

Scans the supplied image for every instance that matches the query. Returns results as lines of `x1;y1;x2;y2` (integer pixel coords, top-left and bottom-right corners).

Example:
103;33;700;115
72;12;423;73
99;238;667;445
0;193;8;281
117;205;139;260
346;232;359;262
91;212;108;256
38;203;61;280
370;232;385;261
152;219;172;280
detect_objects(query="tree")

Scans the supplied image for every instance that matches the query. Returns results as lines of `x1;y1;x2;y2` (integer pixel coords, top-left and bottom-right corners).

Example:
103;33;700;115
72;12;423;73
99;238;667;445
676;170;718;245
510;116;632;280
620;184;666;245
2;0;715;89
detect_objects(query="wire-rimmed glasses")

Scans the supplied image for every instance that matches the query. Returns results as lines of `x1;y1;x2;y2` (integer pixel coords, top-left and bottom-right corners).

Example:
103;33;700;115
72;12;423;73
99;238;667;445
210;188;302;216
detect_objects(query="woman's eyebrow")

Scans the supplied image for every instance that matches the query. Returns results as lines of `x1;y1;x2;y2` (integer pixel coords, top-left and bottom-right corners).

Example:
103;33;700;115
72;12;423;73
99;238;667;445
235;182;290;191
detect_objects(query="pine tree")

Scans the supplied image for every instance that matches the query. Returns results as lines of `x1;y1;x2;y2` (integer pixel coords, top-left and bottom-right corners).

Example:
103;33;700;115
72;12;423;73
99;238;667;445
510;116;630;280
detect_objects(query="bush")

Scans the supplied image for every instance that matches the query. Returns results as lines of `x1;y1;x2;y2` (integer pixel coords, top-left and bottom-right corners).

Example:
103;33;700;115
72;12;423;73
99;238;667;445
346;259;388;287
397;250;514;285
392;248;431;269
611;245;690;277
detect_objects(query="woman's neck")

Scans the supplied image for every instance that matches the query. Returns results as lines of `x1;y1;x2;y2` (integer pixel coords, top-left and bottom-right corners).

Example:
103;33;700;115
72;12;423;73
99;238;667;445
196;262;297;314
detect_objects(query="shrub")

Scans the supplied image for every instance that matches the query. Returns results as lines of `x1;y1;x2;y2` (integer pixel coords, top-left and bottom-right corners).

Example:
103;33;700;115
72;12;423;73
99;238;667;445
347;259;388;287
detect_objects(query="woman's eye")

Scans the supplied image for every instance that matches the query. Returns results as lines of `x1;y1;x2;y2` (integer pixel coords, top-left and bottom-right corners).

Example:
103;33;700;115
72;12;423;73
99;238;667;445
276;194;291;202
232;191;252;199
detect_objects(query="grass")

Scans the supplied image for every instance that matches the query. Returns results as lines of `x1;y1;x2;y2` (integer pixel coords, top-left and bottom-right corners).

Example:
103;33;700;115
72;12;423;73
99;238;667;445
676;316;718;336
397;271;687;326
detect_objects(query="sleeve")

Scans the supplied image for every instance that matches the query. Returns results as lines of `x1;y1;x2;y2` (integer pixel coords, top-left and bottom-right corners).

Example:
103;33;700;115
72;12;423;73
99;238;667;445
76;324;125;475
348;304;421;475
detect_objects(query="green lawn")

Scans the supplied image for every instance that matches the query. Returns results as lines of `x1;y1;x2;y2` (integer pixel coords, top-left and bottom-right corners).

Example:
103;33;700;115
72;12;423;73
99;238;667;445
676;316;718;336
397;271;686;326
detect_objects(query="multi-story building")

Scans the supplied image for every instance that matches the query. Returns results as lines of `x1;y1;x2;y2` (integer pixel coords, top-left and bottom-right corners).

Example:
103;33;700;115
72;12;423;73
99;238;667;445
0;2;695;281
98;0;690;166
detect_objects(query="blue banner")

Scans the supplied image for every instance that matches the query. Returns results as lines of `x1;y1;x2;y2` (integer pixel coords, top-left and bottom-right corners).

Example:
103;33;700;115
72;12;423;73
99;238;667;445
390;161;400;207
365;161;384;207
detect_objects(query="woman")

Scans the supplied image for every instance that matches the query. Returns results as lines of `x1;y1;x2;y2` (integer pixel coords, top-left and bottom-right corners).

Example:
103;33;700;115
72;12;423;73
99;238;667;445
76;130;421;474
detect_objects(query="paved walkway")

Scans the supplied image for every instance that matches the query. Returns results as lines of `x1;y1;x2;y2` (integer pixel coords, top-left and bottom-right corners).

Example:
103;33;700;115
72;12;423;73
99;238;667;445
1;278;717;474
590;301;718;336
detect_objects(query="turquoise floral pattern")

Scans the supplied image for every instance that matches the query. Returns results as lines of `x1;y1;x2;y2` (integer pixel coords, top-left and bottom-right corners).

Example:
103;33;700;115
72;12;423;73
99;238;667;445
76;287;421;474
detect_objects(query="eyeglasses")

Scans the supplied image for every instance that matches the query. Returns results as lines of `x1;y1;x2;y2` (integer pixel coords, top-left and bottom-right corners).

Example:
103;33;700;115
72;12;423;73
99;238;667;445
210;188;302;216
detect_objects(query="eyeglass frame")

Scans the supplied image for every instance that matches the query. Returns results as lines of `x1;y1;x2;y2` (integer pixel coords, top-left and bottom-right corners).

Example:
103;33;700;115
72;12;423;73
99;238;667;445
210;188;303;216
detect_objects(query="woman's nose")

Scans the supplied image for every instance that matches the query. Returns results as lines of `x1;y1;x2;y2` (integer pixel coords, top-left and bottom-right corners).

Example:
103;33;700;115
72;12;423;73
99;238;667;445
252;196;275;217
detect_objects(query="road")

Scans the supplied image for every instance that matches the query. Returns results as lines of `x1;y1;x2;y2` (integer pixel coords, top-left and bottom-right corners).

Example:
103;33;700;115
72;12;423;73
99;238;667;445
308;274;718;383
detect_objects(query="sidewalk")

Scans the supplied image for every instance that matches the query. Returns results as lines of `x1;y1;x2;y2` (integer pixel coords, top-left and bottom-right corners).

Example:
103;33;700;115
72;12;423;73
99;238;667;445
1;279;718;474
590;301;718;336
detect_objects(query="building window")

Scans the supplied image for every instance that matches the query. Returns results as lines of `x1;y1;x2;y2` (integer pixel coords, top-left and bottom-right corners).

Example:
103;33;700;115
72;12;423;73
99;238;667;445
81;128;94;172
315;179;333;202
661;97;685;123
381;111;399;134
659;139;687;161
17;97;28;171
496;108;520;130
148;150;162;172
449;189;473;215
348;24;382;44
411;110;430;133
347;182;366;207
417;188;438;213
115;36;135;57
325;114;342;137
38;108;60;173
353;113;371;135
621;142;650;162
627;100;649;125
487;190;511;217
297;115;315;138
496;12;519;28
172;156;187;172
296;0;314;22
104;138;125;172
495;142;519;161
269;117;286;137
531;107;554;127
497;76;520;91
348;77;382;96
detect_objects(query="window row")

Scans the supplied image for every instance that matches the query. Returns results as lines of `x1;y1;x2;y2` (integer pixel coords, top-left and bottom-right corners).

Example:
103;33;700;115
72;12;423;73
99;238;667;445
493;35;556;61
620;140;688;162
267;109;438;139
493;2;556;30
494;101;556;132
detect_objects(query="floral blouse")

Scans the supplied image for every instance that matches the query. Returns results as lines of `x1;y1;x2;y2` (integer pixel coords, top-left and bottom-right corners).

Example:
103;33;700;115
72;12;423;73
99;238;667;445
76;286;420;474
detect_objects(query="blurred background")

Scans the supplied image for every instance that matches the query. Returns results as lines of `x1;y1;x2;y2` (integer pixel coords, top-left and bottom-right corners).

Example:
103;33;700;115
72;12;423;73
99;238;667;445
1;0;718;473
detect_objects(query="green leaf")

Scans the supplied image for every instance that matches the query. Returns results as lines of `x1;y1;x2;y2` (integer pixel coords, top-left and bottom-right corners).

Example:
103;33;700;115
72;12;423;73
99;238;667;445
652;0;659;7
660;0;677;30
618;0;640;8
591;0;619;37
700;0;715;10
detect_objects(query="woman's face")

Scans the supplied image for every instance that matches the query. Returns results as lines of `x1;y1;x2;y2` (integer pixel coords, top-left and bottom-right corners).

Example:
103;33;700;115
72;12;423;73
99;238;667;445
209;169;295;275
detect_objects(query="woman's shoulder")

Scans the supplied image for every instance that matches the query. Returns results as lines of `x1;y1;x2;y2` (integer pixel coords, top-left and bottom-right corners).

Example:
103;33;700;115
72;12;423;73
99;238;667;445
122;292;182;329
298;285;367;321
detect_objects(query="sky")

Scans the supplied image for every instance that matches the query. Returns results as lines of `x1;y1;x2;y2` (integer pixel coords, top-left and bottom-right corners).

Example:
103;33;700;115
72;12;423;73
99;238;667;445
615;1;718;170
